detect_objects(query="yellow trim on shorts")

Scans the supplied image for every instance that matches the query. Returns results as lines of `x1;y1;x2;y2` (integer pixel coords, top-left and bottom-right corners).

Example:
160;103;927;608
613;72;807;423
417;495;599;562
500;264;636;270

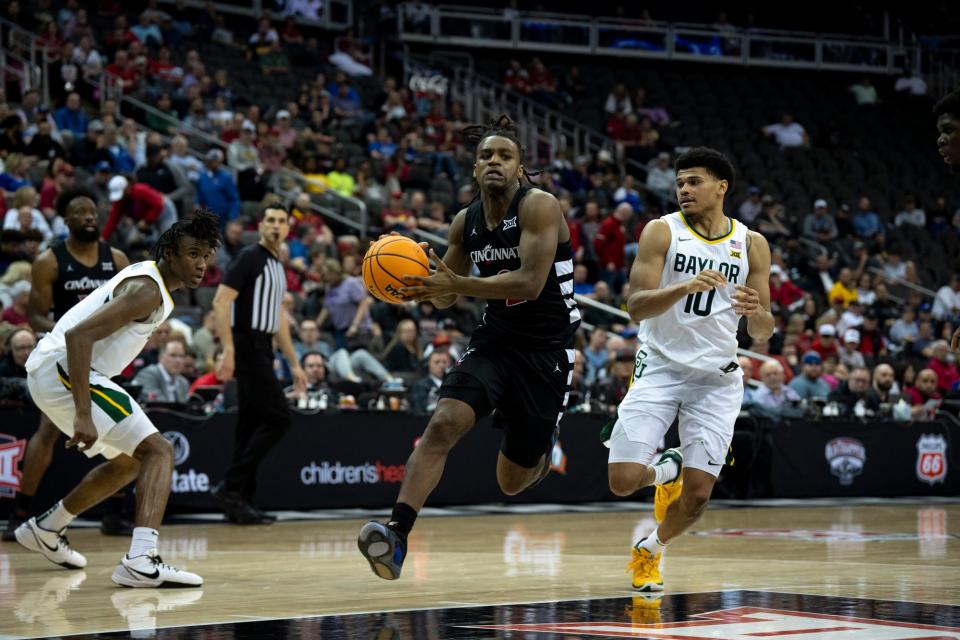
57;370;132;418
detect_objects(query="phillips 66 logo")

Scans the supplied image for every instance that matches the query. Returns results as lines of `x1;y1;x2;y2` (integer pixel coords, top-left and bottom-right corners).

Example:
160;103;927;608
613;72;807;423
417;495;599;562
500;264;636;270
915;434;947;485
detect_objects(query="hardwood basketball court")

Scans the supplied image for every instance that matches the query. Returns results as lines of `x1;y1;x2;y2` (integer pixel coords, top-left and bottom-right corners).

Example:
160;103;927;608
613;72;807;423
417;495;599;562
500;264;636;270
2;499;958;639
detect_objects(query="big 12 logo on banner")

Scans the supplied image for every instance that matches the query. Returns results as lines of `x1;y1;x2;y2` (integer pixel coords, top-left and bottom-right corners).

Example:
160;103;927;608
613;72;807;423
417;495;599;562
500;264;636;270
0;433;27;498
916;433;947;485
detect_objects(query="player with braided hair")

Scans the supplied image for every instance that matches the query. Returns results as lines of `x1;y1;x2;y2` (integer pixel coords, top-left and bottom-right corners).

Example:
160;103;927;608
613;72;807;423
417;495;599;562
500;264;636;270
358;114;581;580
14;209;220;587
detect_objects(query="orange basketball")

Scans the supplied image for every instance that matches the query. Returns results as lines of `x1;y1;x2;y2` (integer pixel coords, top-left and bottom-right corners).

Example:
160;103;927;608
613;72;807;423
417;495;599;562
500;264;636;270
362;236;430;304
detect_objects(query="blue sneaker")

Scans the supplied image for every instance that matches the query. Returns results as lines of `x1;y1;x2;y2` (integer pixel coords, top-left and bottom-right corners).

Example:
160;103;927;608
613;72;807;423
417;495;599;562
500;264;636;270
358;521;406;580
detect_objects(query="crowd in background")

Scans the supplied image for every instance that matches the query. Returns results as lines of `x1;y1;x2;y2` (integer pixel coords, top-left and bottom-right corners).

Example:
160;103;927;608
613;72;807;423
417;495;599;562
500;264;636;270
0;1;958;424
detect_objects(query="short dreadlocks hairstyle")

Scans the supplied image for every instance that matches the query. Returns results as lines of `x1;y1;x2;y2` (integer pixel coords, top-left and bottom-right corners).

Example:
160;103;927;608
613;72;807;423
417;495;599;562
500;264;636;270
461;113;542;189
933;85;960;119
151;208;222;262
675;146;736;189
55;186;98;219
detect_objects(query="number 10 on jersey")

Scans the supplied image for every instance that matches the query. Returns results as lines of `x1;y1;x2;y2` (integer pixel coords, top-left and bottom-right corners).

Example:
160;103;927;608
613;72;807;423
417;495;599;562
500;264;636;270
683;289;716;317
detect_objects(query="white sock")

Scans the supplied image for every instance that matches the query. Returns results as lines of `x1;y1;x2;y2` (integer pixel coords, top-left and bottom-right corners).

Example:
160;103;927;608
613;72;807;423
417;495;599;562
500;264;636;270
637;528;667;556
37;500;75;532
129;527;159;558
652;457;679;485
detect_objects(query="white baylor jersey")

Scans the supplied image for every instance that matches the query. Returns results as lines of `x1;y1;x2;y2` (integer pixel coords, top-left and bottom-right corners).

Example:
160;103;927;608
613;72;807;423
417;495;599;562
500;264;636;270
637;211;750;373
28;261;175;378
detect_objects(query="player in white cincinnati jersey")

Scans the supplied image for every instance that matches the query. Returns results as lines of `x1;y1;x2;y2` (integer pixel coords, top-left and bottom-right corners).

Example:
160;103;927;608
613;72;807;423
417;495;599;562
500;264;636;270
606;148;773;593
15;211;220;588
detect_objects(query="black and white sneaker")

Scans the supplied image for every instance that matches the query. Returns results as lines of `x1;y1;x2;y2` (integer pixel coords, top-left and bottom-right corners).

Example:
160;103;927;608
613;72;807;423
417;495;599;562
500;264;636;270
14;517;87;569
112;550;203;588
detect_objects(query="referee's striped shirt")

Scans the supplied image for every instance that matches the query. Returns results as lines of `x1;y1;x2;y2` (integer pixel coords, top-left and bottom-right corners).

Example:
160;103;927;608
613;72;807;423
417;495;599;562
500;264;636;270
223;244;286;335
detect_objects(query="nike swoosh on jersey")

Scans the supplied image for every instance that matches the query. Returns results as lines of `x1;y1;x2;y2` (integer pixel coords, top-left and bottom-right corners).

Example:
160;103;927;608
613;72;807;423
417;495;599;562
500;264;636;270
678;238;693;242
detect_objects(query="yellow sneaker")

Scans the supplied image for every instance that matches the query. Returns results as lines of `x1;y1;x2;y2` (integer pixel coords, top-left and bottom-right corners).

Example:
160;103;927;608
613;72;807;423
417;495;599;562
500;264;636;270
625;593;663;625
654;479;682;523
627;545;663;592
652;447;683;523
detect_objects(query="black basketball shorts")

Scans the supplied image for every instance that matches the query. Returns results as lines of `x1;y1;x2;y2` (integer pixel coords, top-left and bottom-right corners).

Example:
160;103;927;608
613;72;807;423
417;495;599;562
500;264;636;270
438;338;575;468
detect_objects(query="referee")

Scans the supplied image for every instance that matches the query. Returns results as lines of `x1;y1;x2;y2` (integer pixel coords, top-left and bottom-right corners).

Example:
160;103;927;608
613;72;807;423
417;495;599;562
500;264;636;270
210;202;306;524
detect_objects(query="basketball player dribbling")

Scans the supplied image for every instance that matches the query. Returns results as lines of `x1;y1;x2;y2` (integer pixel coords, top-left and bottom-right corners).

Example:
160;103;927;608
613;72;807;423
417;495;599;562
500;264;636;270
933;86;960;354
606;147;773;591
3;189;131;542
14;211;220;587
357;114;580;580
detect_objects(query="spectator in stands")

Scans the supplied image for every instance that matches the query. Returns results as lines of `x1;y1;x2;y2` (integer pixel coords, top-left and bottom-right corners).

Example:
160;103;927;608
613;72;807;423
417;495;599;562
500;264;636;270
196;149;240;229
912;319;936;358
504;59;530;95
288;351;337;407
894;69;927;97
926;340;959;394
228;122;263;200
528;58;558;107
904;368;942;420
828;366;880;416
136;144;190;216
189;348;225;396
69;120;104;171
85;160;113;205
294;319;332;360
762;112;809;149
134;340;190;403
769;265;804;313
788;351;831;401
102;175;177;243
168;135;202;183
23;117;63;163
100;123;135;172
0;281;30;326
594;203;630;292
145;93;179;136
932;274;960;323
0;153;31;196
894;194;925;228
837;299;865;336
753;196;791;245
380;318;421;375
105;49;139;93
752;360;801;417
326;157;356;197
857;308;887;359
71;35;103;81
53;92;88;137
852;196;883;243
878;246;918;284
802;198;838;244
316;258;375;351
408;350;450;415
828;268;858;308
612;174;643;214
838;329;866;369
0;328;34;378
849;77;879;106
872;363;899;403
737;186;763;224
131;12;163;46
381;191;416;235
4;187;52;244
604;83;632;115
0;115;26;156
594;349;634;414
645;152;675;202
812;324;840;361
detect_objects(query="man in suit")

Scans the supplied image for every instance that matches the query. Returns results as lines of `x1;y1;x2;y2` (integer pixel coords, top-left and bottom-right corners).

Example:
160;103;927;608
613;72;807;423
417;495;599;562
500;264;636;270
408;350;451;415
134;340;190;403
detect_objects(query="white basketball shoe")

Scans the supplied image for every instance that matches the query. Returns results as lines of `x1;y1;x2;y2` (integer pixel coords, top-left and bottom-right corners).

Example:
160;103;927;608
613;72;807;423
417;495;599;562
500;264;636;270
14;517;87;569
111;550;203;588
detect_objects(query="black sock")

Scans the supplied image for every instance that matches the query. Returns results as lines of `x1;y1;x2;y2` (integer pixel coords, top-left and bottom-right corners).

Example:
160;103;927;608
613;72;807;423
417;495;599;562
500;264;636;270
14;492;32;513
387;502;417;538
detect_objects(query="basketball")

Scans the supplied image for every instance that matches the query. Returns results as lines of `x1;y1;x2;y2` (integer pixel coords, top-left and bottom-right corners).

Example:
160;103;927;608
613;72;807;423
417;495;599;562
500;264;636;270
362;236;430;304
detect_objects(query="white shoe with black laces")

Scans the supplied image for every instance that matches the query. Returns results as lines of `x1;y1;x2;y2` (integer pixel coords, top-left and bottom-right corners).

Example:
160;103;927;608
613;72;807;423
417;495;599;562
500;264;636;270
111;550;203;588
14;517;87;569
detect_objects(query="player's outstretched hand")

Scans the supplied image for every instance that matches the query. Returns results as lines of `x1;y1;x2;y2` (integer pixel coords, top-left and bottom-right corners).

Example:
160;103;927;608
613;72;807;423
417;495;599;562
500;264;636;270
732;284;762;316
66;414;98;451
399;248;459;301
685;269;727;294
952;326;960;354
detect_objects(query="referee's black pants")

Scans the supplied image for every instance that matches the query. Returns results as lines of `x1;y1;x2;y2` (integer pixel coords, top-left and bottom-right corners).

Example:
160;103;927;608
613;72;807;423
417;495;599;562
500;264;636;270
224;331;291;501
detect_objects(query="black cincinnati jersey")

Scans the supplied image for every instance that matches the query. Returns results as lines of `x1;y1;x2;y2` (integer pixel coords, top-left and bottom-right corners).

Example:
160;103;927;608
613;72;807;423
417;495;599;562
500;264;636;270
51;241;118;320
462;186;580;349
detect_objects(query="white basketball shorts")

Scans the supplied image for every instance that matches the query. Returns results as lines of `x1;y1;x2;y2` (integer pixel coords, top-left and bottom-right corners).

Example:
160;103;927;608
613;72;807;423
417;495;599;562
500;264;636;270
26;355;157;460
607;345;743;477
